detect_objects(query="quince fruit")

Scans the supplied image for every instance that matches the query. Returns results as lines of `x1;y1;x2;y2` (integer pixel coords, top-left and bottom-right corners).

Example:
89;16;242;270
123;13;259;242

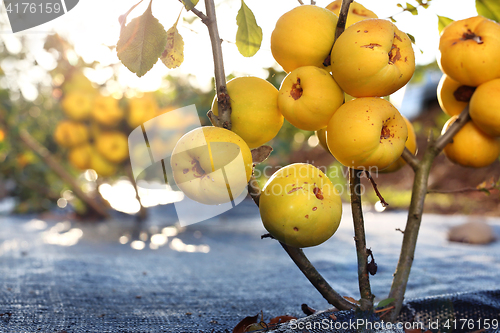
69;143;93;170
438;16;500;87
54;120;89;148
170;126;253;205
127;94;159;129
331;19;415;97
95;131;129;164
61;91;93;121
212;77;283;149
326;97;408;170
259;163;342;248
278;66;344;131
442;115;500;168
437;74;475;117
271;5;338;73
91;95;124;127
469;78;500;137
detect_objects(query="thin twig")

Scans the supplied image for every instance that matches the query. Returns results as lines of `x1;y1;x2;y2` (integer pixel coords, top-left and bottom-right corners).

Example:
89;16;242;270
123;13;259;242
203;0;232;130
18;129;110;219
435;105;470;151
297;0;304;4
178;0;208;21
427;186;498;194
401;147;419;172
364;171;389;207
349;168;374;311
280;242;357;311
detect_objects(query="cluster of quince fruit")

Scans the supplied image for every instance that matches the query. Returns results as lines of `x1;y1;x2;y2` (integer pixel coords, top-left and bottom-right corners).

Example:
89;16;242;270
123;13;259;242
437;16;500;168
170;2;420;249
258;1;421;249
53;72;162;177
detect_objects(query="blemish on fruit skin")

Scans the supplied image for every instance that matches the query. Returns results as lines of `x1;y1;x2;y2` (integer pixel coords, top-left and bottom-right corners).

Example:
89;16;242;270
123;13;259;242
290;78;303;100
294;227;299;231
288;187;303;194
364;30;368;33
361;43;382;49
305;215;309;219
394;33;402;42
183;168;189;174
313;187;324;200
312;207;317;211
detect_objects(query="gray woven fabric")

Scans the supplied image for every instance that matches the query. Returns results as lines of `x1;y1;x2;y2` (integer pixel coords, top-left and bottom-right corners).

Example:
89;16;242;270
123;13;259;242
0;200;499;332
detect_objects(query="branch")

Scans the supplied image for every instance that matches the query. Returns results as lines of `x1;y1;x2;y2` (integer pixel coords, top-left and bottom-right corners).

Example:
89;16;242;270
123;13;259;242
125;164;148;223
349;168;374;311
401;147;419;172
435;105;470;151
364;171;388;207
178;0;208;21
18;129;110;219
427;186;498;194
204;0;232;130
280;242;356;311
335;0;353;41
388;105;471;320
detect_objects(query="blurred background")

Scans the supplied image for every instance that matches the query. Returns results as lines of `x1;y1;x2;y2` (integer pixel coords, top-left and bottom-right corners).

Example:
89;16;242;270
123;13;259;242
0;0;498;224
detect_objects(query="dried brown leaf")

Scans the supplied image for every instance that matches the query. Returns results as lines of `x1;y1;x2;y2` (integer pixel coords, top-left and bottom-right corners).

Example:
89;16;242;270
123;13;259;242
233;314;259;333
251;145;273;164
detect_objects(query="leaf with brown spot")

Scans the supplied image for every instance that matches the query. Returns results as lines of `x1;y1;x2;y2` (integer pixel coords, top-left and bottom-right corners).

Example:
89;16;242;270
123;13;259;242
233;314;259;333
161;10;184;69
251;145;273;164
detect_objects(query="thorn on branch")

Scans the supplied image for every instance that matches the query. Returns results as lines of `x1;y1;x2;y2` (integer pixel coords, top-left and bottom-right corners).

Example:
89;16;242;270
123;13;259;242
364;171;389;207
395;228;405;234
206;110;220;127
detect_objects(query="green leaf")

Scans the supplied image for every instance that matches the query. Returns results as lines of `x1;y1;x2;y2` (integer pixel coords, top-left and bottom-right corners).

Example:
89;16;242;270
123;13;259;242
389;16;397;23
406;3;418;15
407;33;416;44
161;13;184;69
437;15;454;34
476;0;500;22
182;0;199;11
376;298;395;309
116;0;167;77
236;0;263;57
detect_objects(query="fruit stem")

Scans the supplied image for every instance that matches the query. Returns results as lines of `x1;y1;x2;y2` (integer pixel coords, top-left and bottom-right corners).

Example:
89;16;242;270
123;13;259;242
280;242;357;311
334;0;354;42
349;168;374;312
203;0;232;130
387;105;471;320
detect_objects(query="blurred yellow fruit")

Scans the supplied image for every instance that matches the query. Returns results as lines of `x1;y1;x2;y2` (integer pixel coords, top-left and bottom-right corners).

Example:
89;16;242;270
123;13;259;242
437;74;475;117
212;76;283;149
91;95;124;127
62;71;96;95
326;97;408;170
68;143;93;170
95;131;129;164
61;91;93;121
438;16;500;87
442;116;500;168
127;94;159;129
170;126;253;205
380;116;417;173
16;151;37;168
90;150;117;177
278;66;344;131
469;78;500;137
331;19;415;97
54;120;89;148
271;5;338;73
325;0;377;28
